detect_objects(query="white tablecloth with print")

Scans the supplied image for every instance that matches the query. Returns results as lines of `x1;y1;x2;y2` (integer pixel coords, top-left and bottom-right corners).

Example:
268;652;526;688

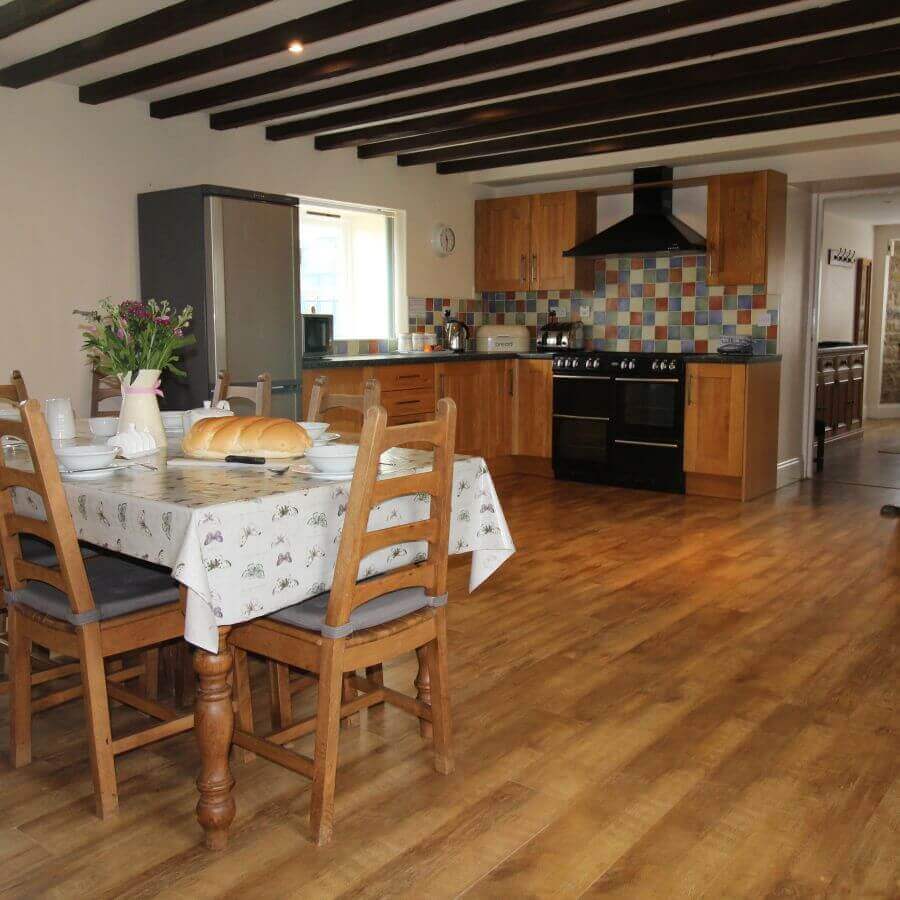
8;449;515;651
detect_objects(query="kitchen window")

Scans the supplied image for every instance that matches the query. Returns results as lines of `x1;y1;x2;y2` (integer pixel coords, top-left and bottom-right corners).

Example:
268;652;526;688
298;200;404;341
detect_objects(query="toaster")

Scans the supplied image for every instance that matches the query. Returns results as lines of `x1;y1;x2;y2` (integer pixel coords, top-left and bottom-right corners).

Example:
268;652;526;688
537;320;584;351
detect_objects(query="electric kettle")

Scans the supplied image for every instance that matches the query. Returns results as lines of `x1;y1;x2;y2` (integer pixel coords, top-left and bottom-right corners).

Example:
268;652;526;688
443;309;470;352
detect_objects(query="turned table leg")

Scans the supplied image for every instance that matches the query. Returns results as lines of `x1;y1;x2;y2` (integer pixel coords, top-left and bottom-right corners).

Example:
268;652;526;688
415;646;433;740
194;630;235;851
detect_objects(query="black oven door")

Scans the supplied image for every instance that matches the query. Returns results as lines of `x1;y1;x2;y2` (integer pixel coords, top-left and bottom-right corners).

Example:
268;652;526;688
552;374;612;482
613;376;685;492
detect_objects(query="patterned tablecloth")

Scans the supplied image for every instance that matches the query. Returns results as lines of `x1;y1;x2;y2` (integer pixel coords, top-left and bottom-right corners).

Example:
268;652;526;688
7;448;515;651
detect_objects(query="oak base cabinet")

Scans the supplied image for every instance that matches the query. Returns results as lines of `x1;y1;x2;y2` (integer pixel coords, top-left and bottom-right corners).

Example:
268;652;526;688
513;359;552;459
684;361;780;502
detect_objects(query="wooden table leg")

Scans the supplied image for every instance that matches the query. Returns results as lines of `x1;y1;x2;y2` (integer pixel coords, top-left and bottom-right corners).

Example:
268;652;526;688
194;629;235;851
415;647;433;740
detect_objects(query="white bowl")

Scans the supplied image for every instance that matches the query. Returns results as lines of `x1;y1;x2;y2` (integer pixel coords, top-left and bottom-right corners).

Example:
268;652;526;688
89;416;119;438
56;444;117;472
299;421;329;440
304;443;358;473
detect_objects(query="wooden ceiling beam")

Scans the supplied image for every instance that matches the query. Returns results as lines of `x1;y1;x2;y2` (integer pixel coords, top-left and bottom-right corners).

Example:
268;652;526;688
366;50;900;159
307;23;900;149
398;74;900;167
340;0;898;154
434;94;900;174
78;0;452;105
210;0;789;131
357;50;900;158
147;0;629;119
0;0;276;89
0;0;92;42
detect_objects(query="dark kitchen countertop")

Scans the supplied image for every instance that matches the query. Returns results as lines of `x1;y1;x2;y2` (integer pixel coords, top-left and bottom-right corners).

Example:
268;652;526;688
302;350;553;369
302;350;779;369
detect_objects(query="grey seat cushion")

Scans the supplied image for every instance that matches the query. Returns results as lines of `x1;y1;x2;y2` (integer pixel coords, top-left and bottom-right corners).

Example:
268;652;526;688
5;554;179;626
270;586;447;639
19;535;93;568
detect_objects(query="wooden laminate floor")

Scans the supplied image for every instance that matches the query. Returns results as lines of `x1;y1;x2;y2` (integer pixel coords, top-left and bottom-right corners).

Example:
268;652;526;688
1;473;898;898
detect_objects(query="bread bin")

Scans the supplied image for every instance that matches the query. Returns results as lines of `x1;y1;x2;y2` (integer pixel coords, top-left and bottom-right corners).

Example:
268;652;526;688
475;324;530;353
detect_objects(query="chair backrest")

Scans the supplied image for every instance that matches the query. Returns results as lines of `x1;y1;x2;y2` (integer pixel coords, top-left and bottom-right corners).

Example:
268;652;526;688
306;375;381;426
0;370;28;406
90;370;121;418
0;400;95;616
326;398;457;630
212;371;272;416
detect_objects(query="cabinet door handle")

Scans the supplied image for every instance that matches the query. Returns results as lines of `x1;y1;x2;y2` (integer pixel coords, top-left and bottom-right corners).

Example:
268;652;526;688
520;255;526;284
687;374;694;405
531;253;537;285
508;369;514;397
439;374;445;399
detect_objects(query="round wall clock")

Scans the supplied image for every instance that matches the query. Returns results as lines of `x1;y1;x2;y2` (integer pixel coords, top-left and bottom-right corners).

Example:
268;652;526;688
432;223;456;257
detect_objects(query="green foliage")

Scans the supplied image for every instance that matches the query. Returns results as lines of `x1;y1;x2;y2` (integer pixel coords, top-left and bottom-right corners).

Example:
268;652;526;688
75;299;196;383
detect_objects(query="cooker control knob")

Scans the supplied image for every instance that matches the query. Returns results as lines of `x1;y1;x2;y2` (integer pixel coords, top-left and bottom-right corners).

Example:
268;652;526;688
629;360;636;370
668;360;677;371
651;360;659;371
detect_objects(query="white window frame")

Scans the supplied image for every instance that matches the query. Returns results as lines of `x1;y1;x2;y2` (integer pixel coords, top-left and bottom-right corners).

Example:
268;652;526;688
294;195;407;341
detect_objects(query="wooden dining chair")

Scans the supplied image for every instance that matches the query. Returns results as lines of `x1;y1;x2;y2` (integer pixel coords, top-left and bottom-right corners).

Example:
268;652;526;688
212;371;272;416
229;399;457;844
0;370;28;406
0;399;194;818
90;370;121;418
306;375;380;425
267;374;382;727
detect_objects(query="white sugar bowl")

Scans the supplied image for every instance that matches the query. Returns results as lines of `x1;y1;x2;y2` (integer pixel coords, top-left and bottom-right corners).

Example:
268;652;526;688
108;423;158;458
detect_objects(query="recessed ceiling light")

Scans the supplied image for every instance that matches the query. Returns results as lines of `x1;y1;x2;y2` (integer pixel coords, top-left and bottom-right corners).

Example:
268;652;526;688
288;40;303;55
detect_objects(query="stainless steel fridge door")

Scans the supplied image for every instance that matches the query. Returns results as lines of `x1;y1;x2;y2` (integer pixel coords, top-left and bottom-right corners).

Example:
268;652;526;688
205;196;301;416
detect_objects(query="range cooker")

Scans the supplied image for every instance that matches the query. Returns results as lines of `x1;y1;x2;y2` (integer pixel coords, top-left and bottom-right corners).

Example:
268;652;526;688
552;351;686;493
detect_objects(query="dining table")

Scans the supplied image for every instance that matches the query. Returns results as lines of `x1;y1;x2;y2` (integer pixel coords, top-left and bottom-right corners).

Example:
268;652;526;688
3;430;516;848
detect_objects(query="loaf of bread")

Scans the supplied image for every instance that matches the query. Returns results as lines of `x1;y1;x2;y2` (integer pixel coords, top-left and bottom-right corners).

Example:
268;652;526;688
182;416;313;460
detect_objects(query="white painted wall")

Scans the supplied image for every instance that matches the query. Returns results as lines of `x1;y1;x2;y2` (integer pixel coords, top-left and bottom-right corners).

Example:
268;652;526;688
817;211;873;342
868;224;900;418
0;81;480;409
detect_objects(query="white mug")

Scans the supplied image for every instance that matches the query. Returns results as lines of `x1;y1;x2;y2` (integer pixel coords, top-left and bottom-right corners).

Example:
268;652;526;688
44;397;76;441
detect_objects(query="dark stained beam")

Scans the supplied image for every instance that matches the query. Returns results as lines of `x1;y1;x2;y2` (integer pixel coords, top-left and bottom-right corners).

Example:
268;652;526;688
0;0;91;41
148;0;630;119
398;74;900;166
79;0;452;105
383;56;900;161
291;0;896;143
306;22;900;149
211;0;789;130
434;94;900;174
0;0;276;89
365;50;900;159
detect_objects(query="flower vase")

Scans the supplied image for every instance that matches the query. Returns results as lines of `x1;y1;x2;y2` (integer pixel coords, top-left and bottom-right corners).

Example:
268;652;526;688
117;369;166;450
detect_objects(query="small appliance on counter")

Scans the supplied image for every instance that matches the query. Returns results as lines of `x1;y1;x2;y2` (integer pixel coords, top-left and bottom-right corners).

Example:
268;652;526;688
475;324;530;353
716;336;754;355
443;308;470;352
537;315;584;351
301;311;334;357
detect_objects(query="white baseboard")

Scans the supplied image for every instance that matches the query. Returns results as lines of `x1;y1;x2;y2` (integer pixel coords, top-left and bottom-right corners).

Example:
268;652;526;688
777;457;803;488
866;403;900;420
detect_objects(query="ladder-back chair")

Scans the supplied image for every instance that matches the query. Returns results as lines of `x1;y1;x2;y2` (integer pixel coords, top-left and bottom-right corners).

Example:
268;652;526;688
306;374;380;427
212;371;272;416
0;370;28;406
0;400;193;818
90;370;121;418
229;398;457;844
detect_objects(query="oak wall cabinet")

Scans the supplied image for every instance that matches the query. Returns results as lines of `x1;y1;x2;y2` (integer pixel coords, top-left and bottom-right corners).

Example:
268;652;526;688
706;170;787;292
684;361;781;501
475;191;595;293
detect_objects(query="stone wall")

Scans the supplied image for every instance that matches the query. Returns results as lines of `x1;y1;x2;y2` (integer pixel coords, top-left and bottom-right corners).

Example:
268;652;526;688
881;254;900;404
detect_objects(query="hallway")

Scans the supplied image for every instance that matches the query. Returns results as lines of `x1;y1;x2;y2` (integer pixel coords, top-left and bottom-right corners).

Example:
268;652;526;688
815;419;900;492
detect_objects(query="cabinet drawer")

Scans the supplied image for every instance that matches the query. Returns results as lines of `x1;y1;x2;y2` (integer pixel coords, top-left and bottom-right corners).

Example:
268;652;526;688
382;388;435;419
377;365;435;392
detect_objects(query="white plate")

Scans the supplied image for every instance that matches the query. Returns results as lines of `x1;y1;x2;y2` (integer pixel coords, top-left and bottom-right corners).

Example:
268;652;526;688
301;469;355;481
314;433;340;445
60;459;134;479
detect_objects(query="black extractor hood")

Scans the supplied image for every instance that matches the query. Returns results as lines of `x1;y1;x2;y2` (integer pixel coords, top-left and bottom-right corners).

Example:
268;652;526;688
564;166;706;258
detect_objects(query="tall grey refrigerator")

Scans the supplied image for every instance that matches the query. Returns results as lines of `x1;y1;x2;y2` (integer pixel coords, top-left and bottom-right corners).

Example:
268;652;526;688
138;185;302;419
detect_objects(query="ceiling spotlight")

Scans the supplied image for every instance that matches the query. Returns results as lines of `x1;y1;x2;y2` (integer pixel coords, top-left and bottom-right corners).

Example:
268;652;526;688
288;40;303;54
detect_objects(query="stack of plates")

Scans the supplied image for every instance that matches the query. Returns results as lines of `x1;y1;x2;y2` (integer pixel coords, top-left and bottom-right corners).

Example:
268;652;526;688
161;410;185;443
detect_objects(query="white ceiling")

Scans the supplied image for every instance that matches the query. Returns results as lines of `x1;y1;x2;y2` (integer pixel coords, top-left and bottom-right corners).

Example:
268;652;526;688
825;193;900;225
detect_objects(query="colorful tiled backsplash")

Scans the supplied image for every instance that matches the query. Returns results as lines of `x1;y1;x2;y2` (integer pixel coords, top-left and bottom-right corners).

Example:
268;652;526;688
329;254;779;356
